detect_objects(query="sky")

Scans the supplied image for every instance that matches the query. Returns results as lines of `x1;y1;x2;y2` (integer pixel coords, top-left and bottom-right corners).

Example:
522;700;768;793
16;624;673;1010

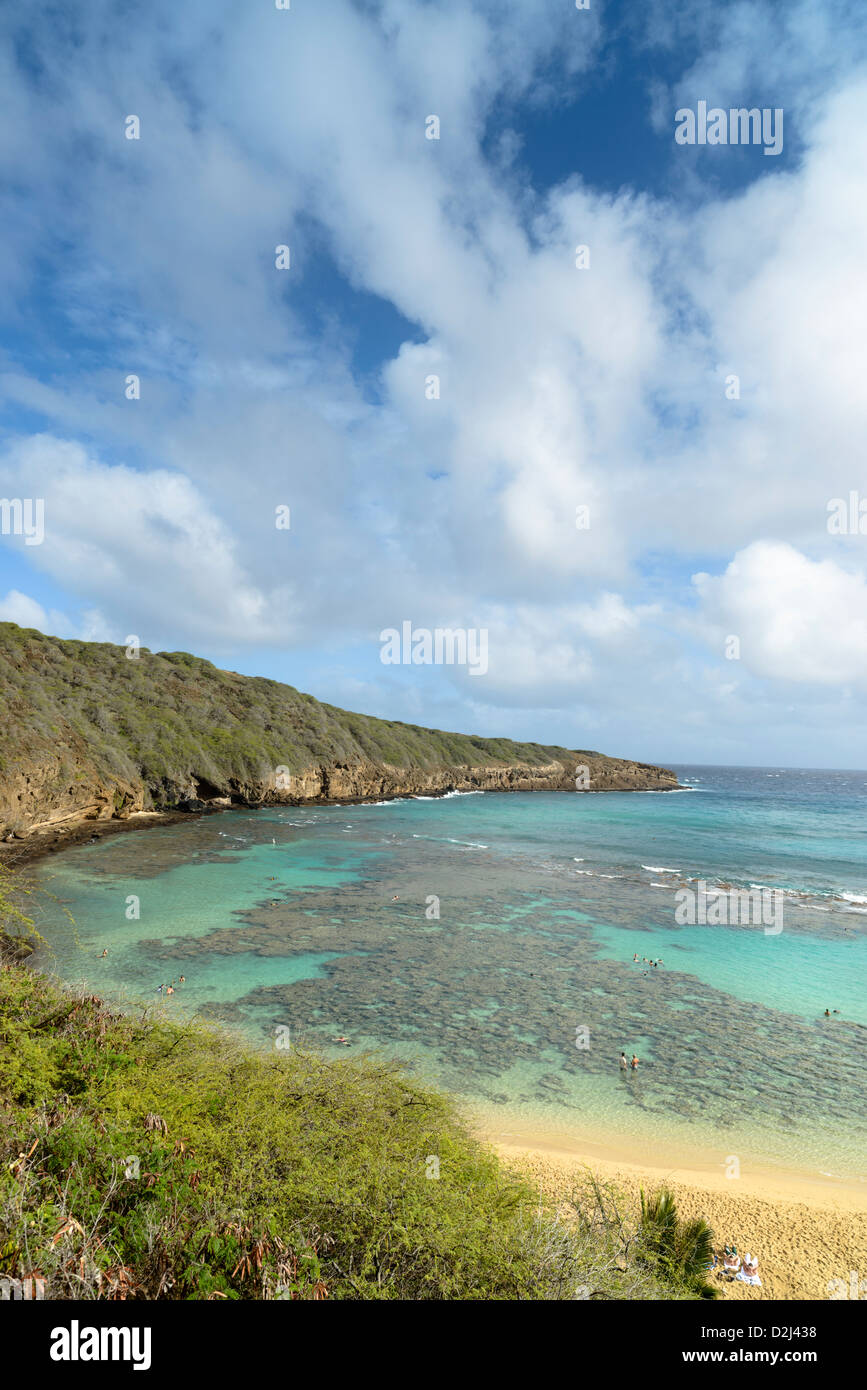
1;0;866;769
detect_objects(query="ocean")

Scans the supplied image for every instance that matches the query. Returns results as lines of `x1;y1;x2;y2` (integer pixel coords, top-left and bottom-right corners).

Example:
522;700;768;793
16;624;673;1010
29;765;867;1183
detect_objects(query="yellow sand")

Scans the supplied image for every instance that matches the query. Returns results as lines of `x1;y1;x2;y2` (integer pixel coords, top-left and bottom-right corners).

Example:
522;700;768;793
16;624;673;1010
481;1128;867;1301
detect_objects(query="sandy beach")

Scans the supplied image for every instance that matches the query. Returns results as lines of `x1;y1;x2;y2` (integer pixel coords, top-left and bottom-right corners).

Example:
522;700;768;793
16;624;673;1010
484;1129;867;1301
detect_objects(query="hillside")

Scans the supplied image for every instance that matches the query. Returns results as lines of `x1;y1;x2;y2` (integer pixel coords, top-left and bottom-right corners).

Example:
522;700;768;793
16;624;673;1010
0;622;677;841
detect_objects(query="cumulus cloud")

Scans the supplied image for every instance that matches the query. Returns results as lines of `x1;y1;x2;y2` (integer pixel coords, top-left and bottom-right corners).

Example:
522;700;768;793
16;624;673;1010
0;0;865;763
694;541;867;687
0;435;298;650
0;590;74;636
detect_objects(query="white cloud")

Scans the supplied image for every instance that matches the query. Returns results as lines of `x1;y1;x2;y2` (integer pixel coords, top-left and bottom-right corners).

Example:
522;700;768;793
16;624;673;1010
0;590;73;636
694;541;867;687
1;1;866;763
1;435;298;649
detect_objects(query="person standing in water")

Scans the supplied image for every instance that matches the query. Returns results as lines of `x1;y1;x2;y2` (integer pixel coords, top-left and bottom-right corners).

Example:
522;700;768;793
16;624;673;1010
620;1052;628;1070
631;1054;639;1071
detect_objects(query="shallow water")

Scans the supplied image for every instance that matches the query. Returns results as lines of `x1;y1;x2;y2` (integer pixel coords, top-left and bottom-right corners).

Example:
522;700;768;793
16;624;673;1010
30;765;867;1182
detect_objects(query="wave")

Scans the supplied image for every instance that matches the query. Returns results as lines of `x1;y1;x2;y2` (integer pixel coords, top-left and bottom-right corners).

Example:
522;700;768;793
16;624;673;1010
411;834;488;849
641;865;680;874
352;790;485;806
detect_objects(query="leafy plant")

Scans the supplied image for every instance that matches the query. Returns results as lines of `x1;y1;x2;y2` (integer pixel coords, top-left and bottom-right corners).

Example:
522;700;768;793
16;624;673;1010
639;1187;719;1299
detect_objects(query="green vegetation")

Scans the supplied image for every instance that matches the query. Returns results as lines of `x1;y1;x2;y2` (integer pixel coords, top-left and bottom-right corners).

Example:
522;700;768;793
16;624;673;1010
0;870;706;1302
639;1187;720;1299
0;620;650;833
0;861;38;962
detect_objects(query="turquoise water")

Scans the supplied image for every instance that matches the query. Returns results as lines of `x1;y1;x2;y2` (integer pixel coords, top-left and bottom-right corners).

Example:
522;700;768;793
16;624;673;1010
30;766;867;1181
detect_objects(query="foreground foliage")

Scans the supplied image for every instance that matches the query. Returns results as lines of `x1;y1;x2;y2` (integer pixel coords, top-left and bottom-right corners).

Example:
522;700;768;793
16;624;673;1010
0;868;707;1301
639;1186;720;1299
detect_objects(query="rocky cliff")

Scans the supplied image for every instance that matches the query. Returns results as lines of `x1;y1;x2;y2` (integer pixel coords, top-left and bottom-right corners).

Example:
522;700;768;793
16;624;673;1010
0;623;678;841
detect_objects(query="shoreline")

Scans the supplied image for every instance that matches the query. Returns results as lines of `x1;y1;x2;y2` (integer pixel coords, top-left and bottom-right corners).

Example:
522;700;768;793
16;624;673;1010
0;780;685;870
0;809;193;869
483;1131;867;1301
479;1124;866;1208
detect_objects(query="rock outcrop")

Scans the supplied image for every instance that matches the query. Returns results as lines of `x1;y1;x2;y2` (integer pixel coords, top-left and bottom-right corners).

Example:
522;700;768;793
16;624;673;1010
0;622;678;842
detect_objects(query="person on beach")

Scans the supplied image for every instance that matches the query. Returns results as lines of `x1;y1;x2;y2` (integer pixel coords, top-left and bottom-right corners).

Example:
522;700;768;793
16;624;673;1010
630;1054;639;1070
620;1052;628;1069
737;1254;761;1286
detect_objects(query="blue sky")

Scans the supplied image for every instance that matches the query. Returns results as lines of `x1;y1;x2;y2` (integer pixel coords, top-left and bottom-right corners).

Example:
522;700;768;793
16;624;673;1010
1;0;866;768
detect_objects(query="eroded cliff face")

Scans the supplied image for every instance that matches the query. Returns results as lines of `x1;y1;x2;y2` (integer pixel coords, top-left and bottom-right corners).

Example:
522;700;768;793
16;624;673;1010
0;756;146;835
0;622;678;846
0;752;678;842
281;757;677;802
